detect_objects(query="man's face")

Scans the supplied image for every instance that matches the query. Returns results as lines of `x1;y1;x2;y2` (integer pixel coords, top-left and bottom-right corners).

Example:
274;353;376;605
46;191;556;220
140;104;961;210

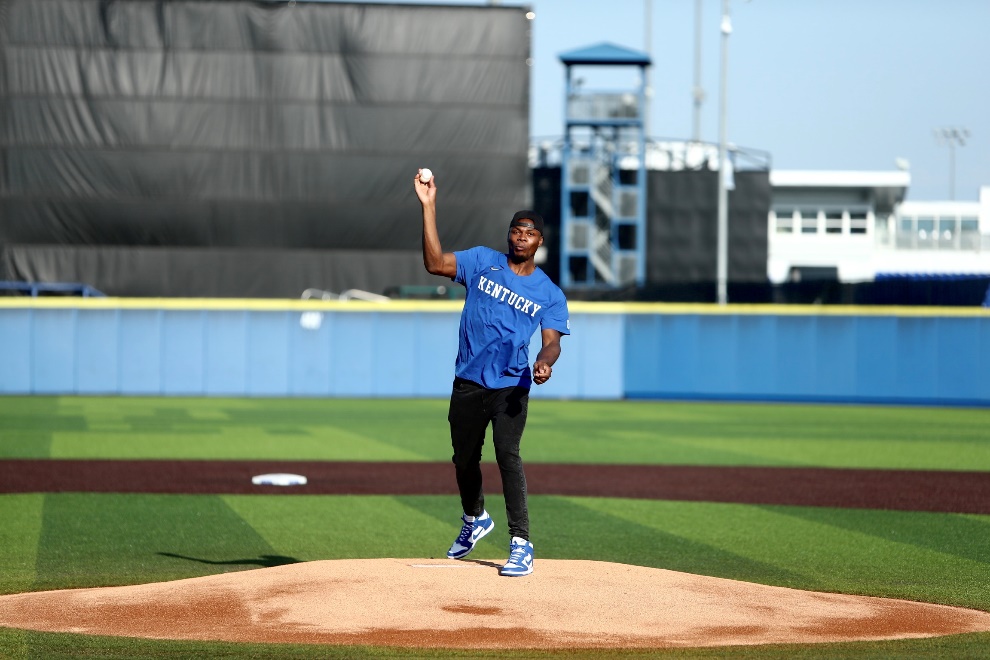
507;224;543;263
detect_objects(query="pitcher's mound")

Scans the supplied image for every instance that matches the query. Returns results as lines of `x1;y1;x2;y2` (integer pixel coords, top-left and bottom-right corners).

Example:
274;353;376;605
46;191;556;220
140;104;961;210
1;558;989;649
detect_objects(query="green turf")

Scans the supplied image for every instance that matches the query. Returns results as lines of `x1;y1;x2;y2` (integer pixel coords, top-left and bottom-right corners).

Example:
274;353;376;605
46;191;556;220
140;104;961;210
1;396;988;659
0;495;43;595
4;493;988;612
2;396;989;469
2;627;989;659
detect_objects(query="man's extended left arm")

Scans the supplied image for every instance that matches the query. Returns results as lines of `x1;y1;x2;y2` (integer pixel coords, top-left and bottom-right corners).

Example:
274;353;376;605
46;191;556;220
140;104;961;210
532;328;562;385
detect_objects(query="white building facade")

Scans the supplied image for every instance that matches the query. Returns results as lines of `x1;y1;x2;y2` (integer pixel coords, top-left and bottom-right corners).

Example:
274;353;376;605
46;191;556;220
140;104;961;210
768;170;990;285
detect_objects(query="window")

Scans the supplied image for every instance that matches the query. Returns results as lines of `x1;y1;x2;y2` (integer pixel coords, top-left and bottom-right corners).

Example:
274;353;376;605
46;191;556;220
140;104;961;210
569;222;589;249
917;217;935;245
774;209;794;233
801;209;818;234
617;224;637;250
619;190;638;218
938;217;956;248
824;210;843;234
849;210;868;234
961;217;979;250
569;161;590;186
896;216;915;248
568;256;589;283
570;191;589;218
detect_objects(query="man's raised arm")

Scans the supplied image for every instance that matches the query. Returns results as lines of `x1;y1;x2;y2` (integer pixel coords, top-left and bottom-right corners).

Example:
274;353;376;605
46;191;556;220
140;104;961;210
413;170;456;278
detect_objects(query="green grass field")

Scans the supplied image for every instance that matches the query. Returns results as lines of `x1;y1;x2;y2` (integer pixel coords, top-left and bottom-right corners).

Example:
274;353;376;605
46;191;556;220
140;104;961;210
1;396;989;659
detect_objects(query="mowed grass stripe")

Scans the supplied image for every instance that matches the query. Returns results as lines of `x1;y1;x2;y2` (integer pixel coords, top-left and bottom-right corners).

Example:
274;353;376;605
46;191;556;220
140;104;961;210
29;493;285;593
2;396;988;470
526;401;990;469
49;426;430;462
20;492;987;610
222;494;470;560
529;496;810;586
0;494;44;595
575;498;990;610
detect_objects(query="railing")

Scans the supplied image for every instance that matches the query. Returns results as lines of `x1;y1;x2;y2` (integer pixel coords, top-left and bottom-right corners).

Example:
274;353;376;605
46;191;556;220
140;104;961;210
0;281;105;297
301;288;390;303
566;92;640;122
531;136;771;172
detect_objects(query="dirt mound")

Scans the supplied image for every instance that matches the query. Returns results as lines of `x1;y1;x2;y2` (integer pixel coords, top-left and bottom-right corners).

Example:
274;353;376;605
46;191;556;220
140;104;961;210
2;558;988;649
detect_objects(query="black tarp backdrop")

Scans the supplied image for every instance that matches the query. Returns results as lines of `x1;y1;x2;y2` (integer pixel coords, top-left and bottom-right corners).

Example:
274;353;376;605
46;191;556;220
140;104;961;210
531;167;772;303
645;169;770;296
0;0;532;296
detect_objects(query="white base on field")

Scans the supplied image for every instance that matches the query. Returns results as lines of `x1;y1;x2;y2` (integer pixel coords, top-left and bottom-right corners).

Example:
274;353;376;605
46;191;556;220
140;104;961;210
252;473;308;486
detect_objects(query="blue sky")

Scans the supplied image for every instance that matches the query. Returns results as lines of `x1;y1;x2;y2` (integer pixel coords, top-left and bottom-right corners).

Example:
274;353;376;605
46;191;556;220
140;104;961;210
322;0;989;202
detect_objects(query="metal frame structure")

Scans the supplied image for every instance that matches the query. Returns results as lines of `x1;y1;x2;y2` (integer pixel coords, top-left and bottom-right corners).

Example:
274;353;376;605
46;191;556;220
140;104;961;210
559;43;651;289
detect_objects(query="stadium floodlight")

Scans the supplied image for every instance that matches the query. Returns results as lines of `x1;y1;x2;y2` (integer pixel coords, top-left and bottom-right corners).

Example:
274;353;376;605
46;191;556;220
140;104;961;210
934;127;969;200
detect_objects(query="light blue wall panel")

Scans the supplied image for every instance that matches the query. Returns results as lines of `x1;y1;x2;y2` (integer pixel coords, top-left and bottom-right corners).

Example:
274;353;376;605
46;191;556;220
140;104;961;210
204;311;248;395
288;312;333;396
696;315;738;396
578;312;623;398
980;318;990;402
3;304;988;404
657;315;701;395
934;317;983;402
118;310;162;394
736;315;778;396
247;312;289;396
0;309;32;393
892;317;938;400
773;316;817;398
623;315;662;396
31;309;76;394
854;316;897;400
76;309;119;394
161;311;205;395
328;313;375;396
409;312;460;397
532;313;622;399
372;314;420;397
814;316;857;398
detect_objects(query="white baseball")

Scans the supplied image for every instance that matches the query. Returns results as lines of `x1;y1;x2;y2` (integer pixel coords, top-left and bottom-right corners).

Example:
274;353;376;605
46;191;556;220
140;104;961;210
419;168;433;183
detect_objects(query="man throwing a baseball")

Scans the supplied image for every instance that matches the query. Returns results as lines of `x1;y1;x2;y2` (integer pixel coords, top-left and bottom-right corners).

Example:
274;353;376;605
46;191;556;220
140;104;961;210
413;169;570;577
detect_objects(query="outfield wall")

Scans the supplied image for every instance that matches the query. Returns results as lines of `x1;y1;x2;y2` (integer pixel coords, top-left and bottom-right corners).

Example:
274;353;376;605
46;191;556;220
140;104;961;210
0;299;987;405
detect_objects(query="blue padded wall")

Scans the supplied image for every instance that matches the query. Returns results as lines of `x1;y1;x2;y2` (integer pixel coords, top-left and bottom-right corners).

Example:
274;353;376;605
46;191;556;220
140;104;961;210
1;302;987;405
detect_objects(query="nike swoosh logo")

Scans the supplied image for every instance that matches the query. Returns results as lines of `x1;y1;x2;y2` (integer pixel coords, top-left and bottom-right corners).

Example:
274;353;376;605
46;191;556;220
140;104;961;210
490;266;502;271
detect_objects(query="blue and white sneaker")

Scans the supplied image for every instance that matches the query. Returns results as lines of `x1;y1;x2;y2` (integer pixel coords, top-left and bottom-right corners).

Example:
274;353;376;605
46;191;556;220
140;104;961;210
499;536;534;577
446;511;495;559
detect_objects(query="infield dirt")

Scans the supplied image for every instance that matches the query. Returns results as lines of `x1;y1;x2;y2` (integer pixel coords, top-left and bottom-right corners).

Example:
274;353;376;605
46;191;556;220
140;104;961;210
2;558;990;649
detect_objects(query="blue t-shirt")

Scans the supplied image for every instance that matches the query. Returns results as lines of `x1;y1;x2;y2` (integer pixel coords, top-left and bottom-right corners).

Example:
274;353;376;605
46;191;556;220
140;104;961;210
452;246;570;389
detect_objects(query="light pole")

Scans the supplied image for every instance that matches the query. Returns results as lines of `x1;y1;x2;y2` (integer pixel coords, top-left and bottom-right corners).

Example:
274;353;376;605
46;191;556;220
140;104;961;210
692;0;704;142
716;0;731;305
934;127;968;200
644;0;653;136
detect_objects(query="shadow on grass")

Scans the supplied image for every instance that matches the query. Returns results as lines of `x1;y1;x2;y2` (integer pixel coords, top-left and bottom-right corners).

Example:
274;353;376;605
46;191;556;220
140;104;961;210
157;552;301;568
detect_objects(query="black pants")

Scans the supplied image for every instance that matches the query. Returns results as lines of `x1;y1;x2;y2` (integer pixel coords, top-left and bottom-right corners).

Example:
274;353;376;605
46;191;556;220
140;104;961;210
447;377;530;541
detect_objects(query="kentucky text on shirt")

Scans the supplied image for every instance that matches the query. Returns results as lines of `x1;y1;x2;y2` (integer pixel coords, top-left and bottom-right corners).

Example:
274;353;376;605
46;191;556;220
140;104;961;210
477;275;543;317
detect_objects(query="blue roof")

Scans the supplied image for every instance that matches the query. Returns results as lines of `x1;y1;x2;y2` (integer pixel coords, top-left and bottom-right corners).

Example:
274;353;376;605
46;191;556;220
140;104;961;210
559;42;651;66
